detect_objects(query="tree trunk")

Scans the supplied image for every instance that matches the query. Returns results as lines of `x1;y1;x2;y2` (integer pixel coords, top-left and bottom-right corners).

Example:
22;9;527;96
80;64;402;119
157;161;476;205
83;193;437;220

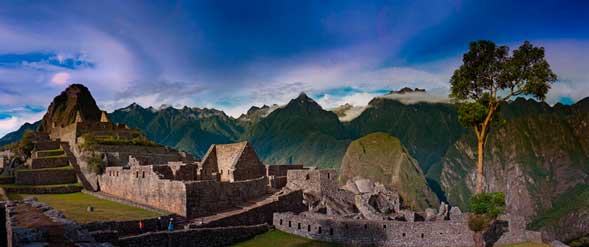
473;231;484;247
475;138;484;193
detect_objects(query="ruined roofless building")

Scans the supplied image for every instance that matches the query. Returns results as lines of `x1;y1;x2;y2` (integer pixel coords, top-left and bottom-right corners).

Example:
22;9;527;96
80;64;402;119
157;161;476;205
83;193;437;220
99;141;280;218
199;141;266;182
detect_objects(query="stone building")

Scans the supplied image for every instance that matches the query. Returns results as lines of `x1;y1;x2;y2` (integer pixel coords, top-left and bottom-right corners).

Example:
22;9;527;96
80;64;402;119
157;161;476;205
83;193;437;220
98;141;303;218
200;142;265;182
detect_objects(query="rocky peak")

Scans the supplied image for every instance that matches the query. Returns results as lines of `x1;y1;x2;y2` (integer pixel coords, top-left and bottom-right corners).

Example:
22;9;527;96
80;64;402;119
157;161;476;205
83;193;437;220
39;84;103;132
389;87;426;94
284;92;324;114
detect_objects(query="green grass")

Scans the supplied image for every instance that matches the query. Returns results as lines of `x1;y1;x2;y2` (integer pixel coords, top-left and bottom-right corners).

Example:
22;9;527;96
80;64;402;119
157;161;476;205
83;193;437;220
38;154;67;158
37;148;63;152
16;166;73;172
498;242;551;247
9;192;164;223
1;182;81;189
232;229;343;247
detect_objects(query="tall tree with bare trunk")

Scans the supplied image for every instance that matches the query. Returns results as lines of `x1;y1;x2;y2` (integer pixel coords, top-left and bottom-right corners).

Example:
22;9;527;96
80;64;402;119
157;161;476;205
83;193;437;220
450;40;557;193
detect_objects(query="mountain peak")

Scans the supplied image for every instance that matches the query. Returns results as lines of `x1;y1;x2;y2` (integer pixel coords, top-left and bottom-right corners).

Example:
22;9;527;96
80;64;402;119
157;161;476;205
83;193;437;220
39;83;103;132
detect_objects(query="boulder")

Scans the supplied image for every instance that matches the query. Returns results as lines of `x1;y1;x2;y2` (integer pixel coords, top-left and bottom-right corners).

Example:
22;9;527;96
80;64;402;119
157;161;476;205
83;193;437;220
425;208;437;221
437;202;449;220
449;206;464;221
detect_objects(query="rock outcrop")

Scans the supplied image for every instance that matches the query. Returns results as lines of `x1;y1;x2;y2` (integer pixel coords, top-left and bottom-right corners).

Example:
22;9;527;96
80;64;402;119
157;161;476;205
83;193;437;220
39;84;104;132
339;132;439;211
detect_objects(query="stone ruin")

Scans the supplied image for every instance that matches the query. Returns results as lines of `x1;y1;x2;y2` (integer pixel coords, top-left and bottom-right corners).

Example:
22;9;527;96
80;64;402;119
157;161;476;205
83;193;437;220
287;169;462;222
277;168;543;247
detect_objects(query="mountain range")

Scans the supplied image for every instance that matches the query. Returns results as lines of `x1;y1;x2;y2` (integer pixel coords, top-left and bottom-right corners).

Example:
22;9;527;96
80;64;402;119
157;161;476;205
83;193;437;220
2;89;588;241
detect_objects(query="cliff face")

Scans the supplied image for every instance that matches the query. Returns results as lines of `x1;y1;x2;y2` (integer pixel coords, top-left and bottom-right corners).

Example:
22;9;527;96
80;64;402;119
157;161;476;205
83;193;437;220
437;106;589;240
38;84;103;132
339;132;439;211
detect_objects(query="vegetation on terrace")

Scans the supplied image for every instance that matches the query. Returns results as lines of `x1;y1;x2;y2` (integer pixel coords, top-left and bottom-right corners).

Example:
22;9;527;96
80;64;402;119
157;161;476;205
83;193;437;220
80;133;158;149
232;229;342;247
8;192;163;223
16;166;73;172
1;182;81;189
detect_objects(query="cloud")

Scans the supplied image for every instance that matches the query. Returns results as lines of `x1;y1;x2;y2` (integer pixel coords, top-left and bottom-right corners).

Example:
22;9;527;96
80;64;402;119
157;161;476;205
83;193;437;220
0;106;45;138
378;91;450;104
51;72;70;85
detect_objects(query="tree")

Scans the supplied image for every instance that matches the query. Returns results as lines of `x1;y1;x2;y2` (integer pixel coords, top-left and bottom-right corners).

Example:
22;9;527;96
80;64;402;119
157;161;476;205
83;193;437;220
468;192;506;247
450;40;557;193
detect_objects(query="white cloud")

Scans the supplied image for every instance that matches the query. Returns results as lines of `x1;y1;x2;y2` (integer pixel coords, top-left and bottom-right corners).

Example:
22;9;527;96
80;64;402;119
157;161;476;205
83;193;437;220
0;117;19;134
51;72;71;85
0;110;44;138
378;91;450;104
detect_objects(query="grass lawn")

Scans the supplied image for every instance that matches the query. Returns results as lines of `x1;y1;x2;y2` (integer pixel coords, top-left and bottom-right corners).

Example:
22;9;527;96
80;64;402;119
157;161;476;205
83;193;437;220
232;229;343;247
499;242;552;247
1;182;81;189
9;192;164;223
16;166;73;172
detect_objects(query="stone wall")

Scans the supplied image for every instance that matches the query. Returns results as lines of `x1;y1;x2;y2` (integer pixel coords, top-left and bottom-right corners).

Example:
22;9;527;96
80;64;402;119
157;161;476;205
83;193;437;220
0;176;14;184
273;212;542;247
265;164;306;176
99;166;187;216
15;168;77;185
198;189;306;228
35;140;62;151
3;184;82;194
184;176;268;218
117;224;269;247
286;169;338;196
268;176;287;189
232;144;266;181
82;214;175;237
100;166;269;218
30;157;69;169
198;145;220;180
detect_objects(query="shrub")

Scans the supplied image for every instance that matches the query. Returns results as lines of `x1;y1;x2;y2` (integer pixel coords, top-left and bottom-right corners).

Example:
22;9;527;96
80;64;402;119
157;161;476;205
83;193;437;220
470;192;506;218
468;192;506;233
468;213;493;232
85;153;105;174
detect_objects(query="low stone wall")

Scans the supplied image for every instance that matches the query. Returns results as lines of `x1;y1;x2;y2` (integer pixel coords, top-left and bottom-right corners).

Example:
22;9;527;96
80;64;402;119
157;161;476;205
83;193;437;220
35;141;61;150
118;224;269;247
34;149;64;158
15;168;77;185
185;176;268;218
0;176;14;184
268;175;287;189
30;157;69;169
3;184;82;194
83;214;175;237
265;164;306;176
273;213;542;247
198;189;306;228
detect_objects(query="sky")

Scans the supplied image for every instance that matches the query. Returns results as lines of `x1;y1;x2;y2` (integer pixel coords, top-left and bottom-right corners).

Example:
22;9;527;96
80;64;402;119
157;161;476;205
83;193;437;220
0;0;588;136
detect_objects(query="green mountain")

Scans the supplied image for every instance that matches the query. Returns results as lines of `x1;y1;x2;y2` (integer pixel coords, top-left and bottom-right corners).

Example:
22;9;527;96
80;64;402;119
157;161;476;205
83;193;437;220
244;93;351;167
109;104;244;158
346;97;465;172
0;121;40;147
339;132;439;211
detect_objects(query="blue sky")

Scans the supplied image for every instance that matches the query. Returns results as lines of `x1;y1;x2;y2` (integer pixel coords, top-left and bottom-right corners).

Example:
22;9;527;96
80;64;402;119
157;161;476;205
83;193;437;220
0;0;589;136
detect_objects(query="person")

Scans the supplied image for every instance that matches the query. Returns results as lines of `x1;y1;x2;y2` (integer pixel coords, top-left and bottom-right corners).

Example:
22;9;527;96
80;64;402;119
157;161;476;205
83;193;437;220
138;220;145;234
167;218;174;232
156;216;162;231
